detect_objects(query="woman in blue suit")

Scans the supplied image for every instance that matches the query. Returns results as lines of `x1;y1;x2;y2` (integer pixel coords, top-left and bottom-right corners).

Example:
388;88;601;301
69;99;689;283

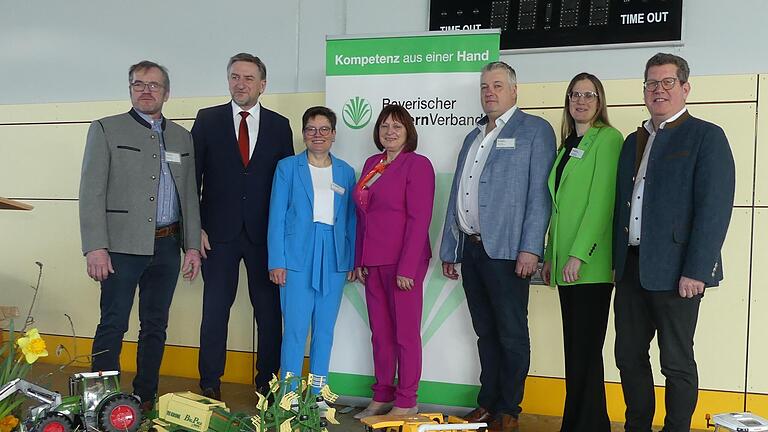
267;106;356;399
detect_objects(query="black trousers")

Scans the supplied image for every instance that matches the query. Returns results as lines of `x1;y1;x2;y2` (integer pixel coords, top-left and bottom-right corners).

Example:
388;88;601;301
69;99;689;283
199;229;282;391
461;240;530;418
614;247;701;432
558;283;613;432
92;234;180;401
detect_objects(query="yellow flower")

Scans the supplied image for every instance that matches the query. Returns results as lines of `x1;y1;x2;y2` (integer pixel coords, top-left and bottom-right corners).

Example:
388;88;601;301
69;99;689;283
16;328;48;364
0;415;19;432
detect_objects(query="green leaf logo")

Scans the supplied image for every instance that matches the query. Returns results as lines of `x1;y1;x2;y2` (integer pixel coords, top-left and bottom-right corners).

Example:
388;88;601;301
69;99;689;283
342;97;372;129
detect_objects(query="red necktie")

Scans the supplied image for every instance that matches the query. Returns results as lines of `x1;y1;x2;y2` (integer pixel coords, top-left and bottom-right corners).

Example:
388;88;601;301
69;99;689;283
238;111;250;165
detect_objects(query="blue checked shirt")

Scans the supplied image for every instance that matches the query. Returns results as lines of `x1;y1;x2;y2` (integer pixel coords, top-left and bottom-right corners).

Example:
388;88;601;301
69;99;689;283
138;111;180;227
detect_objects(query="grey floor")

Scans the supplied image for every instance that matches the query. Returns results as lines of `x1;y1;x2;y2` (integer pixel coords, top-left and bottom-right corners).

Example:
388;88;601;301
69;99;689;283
24;364;704;431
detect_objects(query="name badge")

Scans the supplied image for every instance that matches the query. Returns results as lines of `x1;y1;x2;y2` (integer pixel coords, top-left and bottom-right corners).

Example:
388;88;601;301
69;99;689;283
165;151;181;164
569;148;585;159
496;138;516;149
331;182;345;195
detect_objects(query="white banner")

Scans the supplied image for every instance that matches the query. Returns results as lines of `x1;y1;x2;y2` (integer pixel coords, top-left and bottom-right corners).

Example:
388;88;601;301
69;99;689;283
325;31;500;405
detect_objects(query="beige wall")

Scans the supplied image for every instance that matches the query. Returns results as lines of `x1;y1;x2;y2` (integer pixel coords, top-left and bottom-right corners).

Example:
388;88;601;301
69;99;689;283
1;74;766;402
0;93;323;355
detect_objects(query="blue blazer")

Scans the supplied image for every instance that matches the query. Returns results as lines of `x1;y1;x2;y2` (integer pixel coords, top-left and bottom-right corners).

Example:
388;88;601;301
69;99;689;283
267;151;357;272
613;112;735;290
440;109;556;262
193;103;294;244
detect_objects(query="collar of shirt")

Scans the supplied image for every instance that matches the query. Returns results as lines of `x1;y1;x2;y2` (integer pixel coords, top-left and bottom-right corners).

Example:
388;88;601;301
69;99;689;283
476;105;517;134
232;100;260;120
643;106;687;134
136;110;164;130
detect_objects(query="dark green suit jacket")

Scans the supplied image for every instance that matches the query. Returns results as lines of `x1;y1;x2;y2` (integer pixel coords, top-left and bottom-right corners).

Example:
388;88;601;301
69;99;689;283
612;113;735;290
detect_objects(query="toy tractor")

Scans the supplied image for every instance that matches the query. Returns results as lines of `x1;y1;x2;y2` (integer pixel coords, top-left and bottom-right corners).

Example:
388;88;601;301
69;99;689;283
0;370;141;432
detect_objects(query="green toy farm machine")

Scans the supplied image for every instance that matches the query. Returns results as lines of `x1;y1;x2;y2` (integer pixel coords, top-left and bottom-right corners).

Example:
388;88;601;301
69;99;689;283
0;370;140;432
150;374;339;432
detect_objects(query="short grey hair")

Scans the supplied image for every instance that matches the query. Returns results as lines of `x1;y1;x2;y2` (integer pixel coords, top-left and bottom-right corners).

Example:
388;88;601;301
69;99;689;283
227;52;267;80
129;60;170;91
644;52;690;82
481;61;517;86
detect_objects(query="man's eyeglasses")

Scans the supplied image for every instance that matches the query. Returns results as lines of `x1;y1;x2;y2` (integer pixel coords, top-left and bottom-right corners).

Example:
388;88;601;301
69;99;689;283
130;81;164;93
303;126;333;136
568;91;598;102
643;77;682;92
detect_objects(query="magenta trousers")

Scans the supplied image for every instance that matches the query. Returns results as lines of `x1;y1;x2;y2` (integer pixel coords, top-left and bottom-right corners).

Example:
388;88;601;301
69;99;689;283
365;261;428;408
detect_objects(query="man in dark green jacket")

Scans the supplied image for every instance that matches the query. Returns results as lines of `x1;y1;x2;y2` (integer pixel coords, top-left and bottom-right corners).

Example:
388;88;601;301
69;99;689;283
613;53;735;432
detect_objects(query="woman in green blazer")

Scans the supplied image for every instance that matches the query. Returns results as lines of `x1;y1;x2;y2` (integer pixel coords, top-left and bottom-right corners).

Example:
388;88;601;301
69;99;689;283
542;73;623;432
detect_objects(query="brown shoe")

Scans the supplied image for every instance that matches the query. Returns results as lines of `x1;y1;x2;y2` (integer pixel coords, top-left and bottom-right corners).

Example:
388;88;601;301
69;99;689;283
487;414;519;432
463;407;494;423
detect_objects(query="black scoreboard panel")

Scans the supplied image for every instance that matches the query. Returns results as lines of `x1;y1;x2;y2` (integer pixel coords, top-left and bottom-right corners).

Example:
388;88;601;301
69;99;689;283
429;0;683;51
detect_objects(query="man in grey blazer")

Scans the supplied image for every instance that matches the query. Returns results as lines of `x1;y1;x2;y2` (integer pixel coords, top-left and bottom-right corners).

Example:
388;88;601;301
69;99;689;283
440;61;556;432
79;60;201;410
613;53;735;432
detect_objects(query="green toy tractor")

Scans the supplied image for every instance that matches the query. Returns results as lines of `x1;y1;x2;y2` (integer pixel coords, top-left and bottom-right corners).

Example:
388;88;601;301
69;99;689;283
0;370;141;432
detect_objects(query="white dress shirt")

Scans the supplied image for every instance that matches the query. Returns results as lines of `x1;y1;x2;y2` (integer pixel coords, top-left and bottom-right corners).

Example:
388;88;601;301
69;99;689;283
309;164;334;225
231;100;261;157
628;106;688;245
456;105;518;235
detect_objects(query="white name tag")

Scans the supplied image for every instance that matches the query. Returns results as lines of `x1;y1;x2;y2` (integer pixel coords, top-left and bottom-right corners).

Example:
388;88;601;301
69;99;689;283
165;151;181;163
331;182;345;195
496;138;516;149
569;148;585;159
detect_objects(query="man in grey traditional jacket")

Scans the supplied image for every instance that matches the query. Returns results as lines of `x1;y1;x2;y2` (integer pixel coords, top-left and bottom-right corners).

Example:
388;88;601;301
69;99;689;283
79;60;201;410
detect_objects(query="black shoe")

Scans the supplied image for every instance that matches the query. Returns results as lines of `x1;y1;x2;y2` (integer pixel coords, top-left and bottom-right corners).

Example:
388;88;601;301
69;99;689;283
139;400;155;415
201;387;221;400
256;384;275;404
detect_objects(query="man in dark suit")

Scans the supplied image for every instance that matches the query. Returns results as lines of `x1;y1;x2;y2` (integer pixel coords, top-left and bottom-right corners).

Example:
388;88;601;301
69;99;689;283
192;53;294;399
613;53;735;432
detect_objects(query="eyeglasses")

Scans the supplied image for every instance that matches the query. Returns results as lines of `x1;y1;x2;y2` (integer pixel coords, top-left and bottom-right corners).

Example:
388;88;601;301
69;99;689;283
303;126;333;136
568;91;598;102
643;77;682;92
379;123;404;132
130;81;164;93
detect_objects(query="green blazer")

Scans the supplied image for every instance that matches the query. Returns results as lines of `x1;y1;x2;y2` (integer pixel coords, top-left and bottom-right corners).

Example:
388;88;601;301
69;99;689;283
543;125;623;286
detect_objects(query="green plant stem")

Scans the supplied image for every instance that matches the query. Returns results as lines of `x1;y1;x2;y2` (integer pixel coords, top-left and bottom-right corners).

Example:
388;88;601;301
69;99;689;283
0;323;16;384
0;398;23;419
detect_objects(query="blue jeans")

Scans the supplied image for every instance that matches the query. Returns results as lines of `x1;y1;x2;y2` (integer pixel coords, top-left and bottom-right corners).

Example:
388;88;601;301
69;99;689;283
91;235;181;401
461;239;530;418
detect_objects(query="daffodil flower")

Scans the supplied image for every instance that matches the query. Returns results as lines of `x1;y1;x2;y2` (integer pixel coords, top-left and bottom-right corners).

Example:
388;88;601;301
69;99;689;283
0;414;19;432
16;328;48;364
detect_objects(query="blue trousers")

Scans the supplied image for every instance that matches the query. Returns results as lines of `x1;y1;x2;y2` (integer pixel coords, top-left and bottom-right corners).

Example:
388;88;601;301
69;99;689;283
91;234;181;401
279;223;346;389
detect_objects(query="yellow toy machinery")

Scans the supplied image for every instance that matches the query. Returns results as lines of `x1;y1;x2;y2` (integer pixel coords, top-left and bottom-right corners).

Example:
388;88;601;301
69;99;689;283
151;392;254;432
150;374;339;432
360;412;487;432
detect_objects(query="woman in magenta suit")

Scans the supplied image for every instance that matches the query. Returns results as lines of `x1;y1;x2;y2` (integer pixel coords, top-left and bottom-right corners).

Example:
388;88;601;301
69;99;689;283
352;105;435;417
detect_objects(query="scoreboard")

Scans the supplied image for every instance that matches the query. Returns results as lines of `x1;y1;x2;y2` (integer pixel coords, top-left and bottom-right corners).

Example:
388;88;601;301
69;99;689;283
429;0;683;52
